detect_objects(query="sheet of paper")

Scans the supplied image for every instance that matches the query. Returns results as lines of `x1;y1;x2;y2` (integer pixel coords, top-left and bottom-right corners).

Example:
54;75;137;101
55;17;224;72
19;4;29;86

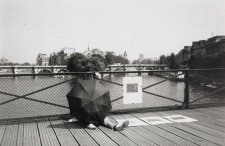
123;77;142;104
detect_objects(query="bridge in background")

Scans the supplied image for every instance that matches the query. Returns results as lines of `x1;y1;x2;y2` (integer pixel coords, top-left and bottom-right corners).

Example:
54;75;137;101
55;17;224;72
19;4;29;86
0;66;67;74
108;64;168;71
0;64;168;74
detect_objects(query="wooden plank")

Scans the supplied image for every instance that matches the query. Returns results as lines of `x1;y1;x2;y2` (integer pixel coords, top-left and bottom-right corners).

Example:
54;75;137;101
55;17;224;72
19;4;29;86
37;120;60;146
154;109;225;136
156;124;218;146
157;109;225;138
23;122;41;146
85;126;118;146
170;123;225;146
195;121;225;133
0;124;7;145
190;110;225;122
64;121;99;146
50;119;79;146
99;125;139;146
132;107;225;144
17;123;24;146
183;122;225;139
23;123;41;146
120;127;158;146
119;113;181;146
195;108;225;119
112;114;172;146
129;126;179;146
164;108;225;132
132;112;199;146
1;124;18;146
209;107;225;113
182;110;224;127
143;125;198;146
166;109;225;127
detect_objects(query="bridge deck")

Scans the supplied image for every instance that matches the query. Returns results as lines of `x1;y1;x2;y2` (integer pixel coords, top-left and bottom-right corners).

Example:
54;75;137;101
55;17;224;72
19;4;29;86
0;106;225;146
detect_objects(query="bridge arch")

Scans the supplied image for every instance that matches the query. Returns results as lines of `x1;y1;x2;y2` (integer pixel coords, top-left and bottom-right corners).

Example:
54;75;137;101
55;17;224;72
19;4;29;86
37;69;52;74
57;69;67;73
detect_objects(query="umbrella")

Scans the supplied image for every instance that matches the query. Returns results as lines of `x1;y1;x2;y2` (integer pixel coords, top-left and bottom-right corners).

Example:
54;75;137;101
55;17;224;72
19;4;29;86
66;79;111;125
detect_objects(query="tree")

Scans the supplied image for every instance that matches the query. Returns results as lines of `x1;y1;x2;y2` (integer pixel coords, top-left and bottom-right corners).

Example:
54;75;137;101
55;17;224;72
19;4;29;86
105;53;115;65
67;53;86;72
159;55;166;64
67;52;105;72
104;52;129;65
168;53;179;69
91;54;105;63
132;60;139;64
22;62;31;66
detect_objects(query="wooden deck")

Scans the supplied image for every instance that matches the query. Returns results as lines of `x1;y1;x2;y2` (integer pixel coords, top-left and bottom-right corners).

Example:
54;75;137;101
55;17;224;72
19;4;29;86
0;106;225;146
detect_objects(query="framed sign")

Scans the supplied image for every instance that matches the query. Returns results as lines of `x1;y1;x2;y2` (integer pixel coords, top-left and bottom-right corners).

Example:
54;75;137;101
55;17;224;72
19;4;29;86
123;76;142;104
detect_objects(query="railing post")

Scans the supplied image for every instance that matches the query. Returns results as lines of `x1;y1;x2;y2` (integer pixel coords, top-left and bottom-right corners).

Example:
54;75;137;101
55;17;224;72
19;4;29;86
32;66;37;77
138;65;141;76
12;66;18;74
109;66;112;76
183;70;189;108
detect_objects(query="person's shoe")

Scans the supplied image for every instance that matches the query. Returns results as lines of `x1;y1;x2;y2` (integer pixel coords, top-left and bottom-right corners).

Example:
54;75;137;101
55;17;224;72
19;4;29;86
68;117;77;123
87;123;97;130
115;120;129;131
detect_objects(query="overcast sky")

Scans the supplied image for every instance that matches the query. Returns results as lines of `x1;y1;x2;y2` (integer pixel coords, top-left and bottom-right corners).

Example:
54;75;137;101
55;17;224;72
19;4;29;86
1;0;225;64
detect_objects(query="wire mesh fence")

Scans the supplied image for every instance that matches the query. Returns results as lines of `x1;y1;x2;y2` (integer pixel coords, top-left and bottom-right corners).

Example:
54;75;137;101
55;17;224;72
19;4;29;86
188;69;225;105
0;69;225;120
99;72;184;112
0;75;72;120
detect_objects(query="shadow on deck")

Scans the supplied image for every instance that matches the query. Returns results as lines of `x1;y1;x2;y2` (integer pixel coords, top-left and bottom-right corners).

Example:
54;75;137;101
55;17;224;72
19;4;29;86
0;106;225;146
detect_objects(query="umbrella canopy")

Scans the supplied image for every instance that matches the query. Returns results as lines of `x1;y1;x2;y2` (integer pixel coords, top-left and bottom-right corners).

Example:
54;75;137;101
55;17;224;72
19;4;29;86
66;79;111;125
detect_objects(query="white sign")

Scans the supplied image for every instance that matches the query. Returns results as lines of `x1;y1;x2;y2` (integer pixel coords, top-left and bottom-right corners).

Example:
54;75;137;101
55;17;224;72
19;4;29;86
123;77;142;104
115;118;148;127
164;115;198;123
140;117;173;125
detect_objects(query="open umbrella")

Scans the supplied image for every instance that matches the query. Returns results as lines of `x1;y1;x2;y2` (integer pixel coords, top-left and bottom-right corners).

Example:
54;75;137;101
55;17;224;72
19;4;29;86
66;79;111;125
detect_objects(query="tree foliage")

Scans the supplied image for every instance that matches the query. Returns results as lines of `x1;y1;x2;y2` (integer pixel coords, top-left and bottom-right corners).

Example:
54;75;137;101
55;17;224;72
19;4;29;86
168;53;180;69
159;55;166;64
67;53;105;72
158;53;179;69
104;52;129;65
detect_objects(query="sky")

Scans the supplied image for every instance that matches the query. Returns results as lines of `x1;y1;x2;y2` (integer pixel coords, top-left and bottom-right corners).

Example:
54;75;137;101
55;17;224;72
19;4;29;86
0;0;225;64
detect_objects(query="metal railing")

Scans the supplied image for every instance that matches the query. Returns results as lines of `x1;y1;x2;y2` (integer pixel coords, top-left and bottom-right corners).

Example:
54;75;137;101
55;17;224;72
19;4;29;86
0;69;224;120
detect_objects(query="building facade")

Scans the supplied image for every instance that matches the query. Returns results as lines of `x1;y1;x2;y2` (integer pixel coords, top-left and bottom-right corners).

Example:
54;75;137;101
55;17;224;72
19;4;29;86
49;53;57;65
36;53;49;66
84;48;106;58
176;46;191;65
0;57;10;65
191;36;225;57
139;53;144;63
49;47;75;65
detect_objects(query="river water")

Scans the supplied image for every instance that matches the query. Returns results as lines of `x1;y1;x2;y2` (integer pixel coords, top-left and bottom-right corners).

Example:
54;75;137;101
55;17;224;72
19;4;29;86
0;71;224;119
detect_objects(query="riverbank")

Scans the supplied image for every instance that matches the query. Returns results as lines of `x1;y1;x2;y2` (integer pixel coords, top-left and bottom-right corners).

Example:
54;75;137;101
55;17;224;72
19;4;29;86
149;72;184;82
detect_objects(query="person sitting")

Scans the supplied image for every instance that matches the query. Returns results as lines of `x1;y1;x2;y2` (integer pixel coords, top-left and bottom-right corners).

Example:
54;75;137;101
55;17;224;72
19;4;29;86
68;116;129;131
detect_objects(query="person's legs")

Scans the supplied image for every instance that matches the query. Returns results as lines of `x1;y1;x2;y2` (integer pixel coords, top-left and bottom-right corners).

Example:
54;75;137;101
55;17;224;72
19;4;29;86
68;117;77;122
114;120;129;131
68;116;97;130
103;117;129;131
103;117;116;130
86;123;97;130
